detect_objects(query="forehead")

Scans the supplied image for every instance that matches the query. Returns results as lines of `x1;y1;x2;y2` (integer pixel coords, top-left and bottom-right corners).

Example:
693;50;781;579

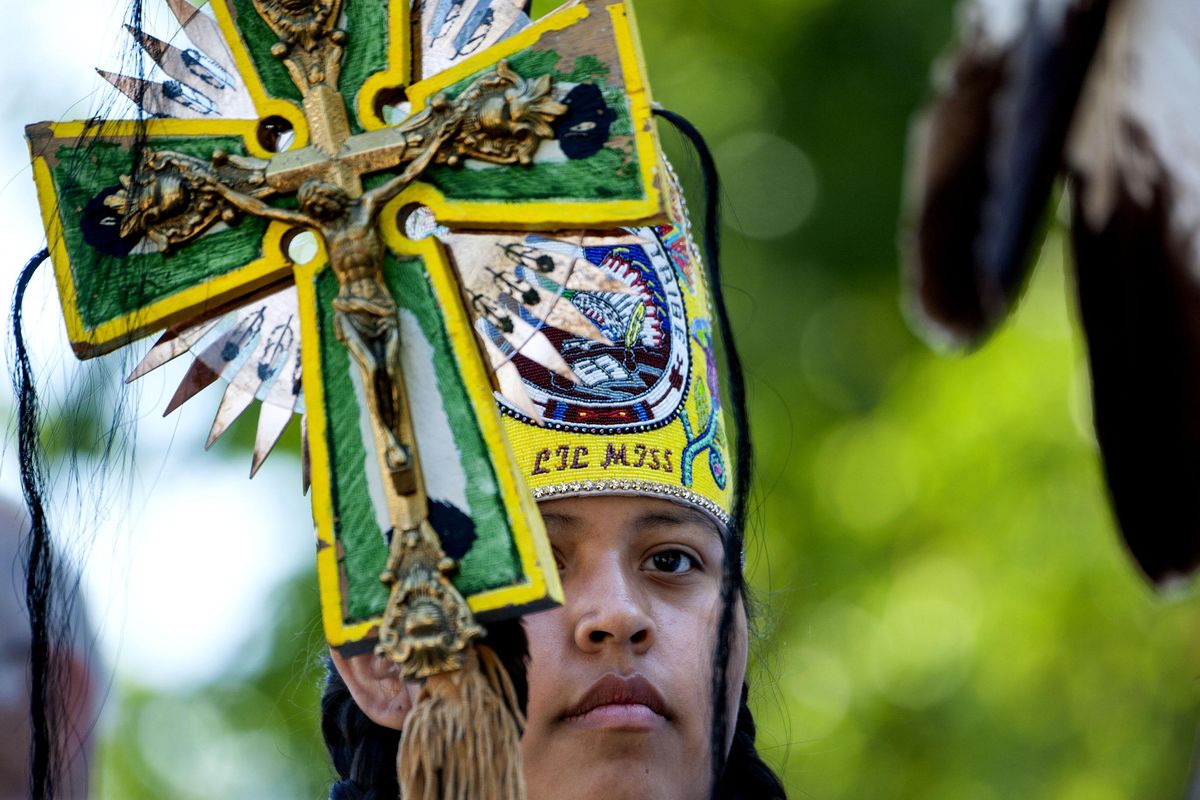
537;495;721;541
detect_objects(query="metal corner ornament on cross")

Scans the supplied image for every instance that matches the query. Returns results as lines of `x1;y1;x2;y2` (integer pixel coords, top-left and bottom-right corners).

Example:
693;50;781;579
28;0;667;698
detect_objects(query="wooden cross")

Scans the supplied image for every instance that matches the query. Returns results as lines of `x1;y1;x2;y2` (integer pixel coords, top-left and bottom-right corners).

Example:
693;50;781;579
27;0;665;665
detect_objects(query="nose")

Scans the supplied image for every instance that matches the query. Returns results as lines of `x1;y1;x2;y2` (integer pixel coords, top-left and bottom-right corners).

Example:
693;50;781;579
570;556;655;654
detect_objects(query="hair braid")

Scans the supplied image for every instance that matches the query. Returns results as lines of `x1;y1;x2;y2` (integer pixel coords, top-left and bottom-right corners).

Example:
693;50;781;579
717;683;787;800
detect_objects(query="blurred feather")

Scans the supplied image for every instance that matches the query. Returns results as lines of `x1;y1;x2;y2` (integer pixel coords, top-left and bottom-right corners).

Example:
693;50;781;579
904;0;1110;347
907;0;1200;582
1071;173;1200;583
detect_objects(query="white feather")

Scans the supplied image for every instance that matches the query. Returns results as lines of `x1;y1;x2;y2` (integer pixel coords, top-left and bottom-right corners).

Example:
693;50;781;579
1067;0;1200;272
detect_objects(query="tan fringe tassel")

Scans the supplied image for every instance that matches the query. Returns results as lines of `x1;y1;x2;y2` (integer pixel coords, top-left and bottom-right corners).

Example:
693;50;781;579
397;644;526;800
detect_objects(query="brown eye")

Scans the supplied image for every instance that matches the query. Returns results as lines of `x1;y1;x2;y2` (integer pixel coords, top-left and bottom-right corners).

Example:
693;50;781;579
643;549;694;575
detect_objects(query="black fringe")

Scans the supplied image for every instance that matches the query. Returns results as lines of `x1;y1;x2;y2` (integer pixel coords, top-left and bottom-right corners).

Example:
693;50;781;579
11;248;56;800
652;107;755;799
718;684;788;800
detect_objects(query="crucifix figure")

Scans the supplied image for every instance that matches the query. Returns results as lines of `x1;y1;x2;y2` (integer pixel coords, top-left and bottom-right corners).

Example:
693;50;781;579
214;172;421;484
90;0;581;679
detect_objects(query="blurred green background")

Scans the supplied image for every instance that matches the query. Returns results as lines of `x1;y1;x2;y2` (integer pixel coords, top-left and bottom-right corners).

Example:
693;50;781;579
18;0;1200;797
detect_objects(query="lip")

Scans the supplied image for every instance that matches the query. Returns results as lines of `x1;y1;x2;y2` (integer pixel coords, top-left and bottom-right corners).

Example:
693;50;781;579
563;674;670;730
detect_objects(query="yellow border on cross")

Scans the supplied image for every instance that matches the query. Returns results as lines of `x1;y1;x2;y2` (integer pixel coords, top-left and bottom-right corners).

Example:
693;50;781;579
356;0;413;130
301;226;563;648
210;0;311;146
27;118;295;358
213;0;413;134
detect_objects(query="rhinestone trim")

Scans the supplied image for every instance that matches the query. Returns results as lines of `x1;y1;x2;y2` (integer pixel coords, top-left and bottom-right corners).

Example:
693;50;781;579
530;479;731;527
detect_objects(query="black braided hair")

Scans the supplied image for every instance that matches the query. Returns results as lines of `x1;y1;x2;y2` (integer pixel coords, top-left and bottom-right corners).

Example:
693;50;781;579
717;684;788;800
321;659;402;800
13;249;59;800
14;3;157;796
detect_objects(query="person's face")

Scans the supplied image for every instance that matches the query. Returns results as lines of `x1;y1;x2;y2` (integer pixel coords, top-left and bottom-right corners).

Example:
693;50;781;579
521;495;746;800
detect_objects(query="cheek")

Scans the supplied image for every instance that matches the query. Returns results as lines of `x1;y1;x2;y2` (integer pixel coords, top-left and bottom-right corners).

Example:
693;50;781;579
648;593;722;705
520;607;570;725
657;596;748;744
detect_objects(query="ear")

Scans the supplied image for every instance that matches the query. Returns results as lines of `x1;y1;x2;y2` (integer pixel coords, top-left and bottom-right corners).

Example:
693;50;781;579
329;648;417;731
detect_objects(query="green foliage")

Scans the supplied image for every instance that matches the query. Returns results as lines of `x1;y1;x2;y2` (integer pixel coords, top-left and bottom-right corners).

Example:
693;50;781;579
747;245;1200;798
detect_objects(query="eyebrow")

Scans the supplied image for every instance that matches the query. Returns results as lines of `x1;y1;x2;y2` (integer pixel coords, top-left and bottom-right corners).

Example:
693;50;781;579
539;512;577;531
540;507;721;539
634;509;719;536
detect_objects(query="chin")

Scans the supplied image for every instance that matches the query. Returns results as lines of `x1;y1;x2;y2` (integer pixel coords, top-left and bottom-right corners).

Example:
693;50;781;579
524;747;702;800
529;773;677;800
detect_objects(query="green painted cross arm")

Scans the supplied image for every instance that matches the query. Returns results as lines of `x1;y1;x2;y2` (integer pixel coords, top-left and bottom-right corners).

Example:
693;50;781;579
28;0;665;357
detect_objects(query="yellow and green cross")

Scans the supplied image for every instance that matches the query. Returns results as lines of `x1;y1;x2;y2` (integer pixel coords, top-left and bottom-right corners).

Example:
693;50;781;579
27;0;666;653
